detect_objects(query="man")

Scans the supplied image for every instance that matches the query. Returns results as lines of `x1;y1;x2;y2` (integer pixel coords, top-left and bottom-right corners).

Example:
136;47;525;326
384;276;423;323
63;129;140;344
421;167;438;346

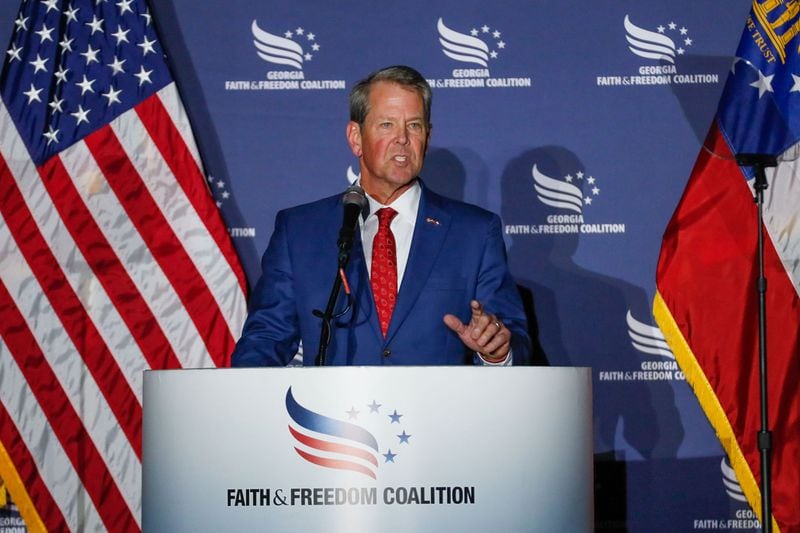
231;65;531;366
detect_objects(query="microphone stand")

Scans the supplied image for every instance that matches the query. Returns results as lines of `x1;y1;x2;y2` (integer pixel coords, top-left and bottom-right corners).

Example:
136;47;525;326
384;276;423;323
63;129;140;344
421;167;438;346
735;153;776;533
313;243;352;367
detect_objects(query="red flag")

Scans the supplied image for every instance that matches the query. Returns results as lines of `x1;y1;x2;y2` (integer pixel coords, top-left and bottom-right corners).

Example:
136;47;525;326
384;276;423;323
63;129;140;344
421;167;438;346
654;3;800;532
0;0;247;530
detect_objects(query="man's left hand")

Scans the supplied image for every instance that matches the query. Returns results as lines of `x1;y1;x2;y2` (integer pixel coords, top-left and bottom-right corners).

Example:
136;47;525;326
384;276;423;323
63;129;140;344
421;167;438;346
443;300;510;363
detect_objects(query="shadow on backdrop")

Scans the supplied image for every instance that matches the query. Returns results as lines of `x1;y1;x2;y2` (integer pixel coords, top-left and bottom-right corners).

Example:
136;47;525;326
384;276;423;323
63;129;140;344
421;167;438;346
500;146;686;530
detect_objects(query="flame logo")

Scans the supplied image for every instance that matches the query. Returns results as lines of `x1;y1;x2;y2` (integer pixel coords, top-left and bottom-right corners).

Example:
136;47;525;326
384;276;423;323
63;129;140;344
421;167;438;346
437;18;491;67
251;20;304;70
624;15;677;64
532;164;584;214
626;311;674;359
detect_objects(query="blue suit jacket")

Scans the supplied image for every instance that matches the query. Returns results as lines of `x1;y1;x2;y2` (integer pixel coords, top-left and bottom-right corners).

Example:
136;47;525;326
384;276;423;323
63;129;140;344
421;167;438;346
231;184;531;366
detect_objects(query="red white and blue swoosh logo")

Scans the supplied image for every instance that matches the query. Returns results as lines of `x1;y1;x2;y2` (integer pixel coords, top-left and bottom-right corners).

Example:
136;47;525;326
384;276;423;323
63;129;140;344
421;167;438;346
285;387;412;479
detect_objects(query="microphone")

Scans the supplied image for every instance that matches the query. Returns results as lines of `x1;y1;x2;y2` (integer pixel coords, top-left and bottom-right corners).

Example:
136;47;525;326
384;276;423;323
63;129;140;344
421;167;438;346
337;185;368;267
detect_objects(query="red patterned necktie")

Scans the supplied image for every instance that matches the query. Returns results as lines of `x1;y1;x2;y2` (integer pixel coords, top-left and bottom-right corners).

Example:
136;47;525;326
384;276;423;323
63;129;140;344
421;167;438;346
371;207;398;337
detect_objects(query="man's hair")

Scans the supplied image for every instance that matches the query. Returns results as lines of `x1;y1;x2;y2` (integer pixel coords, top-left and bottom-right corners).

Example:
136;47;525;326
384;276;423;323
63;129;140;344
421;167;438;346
349;65;432;127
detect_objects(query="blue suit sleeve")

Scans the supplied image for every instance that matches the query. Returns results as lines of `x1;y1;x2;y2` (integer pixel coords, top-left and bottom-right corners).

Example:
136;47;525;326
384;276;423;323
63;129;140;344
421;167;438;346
230;210;300;367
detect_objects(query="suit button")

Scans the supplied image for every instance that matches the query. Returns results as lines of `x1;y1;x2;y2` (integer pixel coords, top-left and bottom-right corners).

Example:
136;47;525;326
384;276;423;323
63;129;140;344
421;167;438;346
382;348;391;357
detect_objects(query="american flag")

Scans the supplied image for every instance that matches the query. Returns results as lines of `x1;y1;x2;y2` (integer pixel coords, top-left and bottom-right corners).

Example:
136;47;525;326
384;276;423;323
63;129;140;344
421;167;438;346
0;0;247;531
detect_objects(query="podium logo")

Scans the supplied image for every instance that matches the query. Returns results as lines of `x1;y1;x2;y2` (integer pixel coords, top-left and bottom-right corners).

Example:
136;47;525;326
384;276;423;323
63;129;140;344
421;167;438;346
626;311;673;360
285;387;412;480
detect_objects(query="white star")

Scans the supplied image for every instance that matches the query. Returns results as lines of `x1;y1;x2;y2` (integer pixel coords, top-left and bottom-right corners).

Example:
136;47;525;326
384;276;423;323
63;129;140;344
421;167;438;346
54;65;69;84
43;125;59;145
731;57;741;75
680;27;688;35
304;53;312;61
59;36;74;52
6;44;22;62
668;22;677;30
295;27;304;35
750;70;775;98
112;25;130;44
14;14;29;31
29;54;49;73
35;24;54;42
576;171;584;179
312;43;320;51
64;6;80;23
592;186;600;195
284;30;293;38
492;30;501;38
657;25;665;33
138;36;156;55
481;24;490;33
108;56;126;75
134;65;153;85
490;50;498;58
48;96;64;112
565;174;573;182
86;15;104;35
587;176;596;184
470;28;478;36
76;75;96;95
791;74;800;93
117;0;134;14
685;37;693;46
102;86;122;105
71;104;90;125
307;32;315;41
42;0;59;12
23;83;43;104
584;197;593;205
141;9;152;25
497;41;506;49
677;47;685;55
81;44;100;65
216;180;224;188
222;191;230;199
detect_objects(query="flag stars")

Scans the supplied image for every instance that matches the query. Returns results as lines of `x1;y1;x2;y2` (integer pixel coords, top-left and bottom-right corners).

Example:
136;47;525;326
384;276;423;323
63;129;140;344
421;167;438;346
15;14;29;31
59;36;74;52
112;25;130;45
117;0;134;15
750;70;775;98
64;6;80;23
71;105;90;125
383;449;397;463
29;54;49;73
141;9;152;26
54;65;69;84
43;125;59;145
76;75;96;95
134;65;153;85
42;0;59;12
24;83;43;104
86;14;104;35
7;44;22;62
791;74;800;92
389;410;402;423
48;96;64;112
102;86;122;105
35;24;55;42
108;56;126;75
138;36;157;56
397;430;411;444
81;44;100;65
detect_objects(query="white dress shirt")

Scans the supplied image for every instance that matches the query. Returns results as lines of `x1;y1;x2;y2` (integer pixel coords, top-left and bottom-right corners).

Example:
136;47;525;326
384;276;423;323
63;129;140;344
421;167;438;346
358;180;511;365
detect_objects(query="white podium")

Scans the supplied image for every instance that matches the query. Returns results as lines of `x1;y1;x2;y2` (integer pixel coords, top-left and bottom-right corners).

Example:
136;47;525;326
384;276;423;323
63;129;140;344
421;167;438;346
142;367;593;532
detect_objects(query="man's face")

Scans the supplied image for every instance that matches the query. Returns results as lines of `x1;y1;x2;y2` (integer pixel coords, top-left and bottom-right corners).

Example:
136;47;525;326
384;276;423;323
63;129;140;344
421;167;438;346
347;81;430;203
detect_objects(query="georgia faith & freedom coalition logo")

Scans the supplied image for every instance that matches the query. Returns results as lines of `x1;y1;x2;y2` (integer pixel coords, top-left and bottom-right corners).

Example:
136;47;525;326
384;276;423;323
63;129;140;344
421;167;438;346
224;20;345;92
226;387;476;508
428;17;532;89
596;14;720;88
504;163;625;236
690;458;760;531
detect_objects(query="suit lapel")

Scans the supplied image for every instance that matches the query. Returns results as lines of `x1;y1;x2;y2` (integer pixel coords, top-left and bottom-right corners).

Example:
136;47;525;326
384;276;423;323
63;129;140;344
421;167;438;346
385;188;451;341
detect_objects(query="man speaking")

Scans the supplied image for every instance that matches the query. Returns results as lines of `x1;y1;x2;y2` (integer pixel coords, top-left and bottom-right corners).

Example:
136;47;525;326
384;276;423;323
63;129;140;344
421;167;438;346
231;65;531;366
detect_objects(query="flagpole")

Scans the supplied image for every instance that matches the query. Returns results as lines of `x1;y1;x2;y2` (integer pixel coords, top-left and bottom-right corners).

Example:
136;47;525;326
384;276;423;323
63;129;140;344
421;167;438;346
735;153;776;533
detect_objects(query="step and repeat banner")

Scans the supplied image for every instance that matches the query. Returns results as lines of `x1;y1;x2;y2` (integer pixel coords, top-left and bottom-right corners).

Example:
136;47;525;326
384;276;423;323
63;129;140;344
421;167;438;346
0;1;763;532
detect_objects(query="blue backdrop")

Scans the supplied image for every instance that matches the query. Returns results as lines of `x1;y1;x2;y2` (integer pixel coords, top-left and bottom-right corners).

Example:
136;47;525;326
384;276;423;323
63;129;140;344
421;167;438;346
0;1;762;531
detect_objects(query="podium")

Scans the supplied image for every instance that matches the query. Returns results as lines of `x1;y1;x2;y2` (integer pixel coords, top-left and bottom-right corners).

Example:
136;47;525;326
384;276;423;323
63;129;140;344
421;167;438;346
142;367;593;532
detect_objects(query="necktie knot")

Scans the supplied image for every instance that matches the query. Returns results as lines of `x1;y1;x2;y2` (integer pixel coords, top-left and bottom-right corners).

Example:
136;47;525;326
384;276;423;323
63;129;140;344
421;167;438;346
376;207;397;229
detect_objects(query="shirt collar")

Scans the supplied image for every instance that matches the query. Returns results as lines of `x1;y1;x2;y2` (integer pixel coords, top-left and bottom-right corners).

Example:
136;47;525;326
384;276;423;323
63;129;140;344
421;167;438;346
364;180;421;222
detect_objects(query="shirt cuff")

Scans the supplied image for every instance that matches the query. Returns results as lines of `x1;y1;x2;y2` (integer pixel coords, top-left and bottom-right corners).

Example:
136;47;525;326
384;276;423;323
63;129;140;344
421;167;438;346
478;349;513;366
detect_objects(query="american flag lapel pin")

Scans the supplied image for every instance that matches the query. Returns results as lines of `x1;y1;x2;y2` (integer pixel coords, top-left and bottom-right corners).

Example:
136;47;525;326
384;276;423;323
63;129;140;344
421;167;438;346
425;217;440;226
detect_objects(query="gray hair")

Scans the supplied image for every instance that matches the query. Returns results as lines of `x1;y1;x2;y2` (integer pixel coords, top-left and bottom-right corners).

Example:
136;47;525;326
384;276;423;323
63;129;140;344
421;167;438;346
349;65;432;126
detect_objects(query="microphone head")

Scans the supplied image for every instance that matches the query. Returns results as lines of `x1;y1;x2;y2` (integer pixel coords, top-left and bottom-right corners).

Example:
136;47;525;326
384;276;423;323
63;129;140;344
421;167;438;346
342;185;368;217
